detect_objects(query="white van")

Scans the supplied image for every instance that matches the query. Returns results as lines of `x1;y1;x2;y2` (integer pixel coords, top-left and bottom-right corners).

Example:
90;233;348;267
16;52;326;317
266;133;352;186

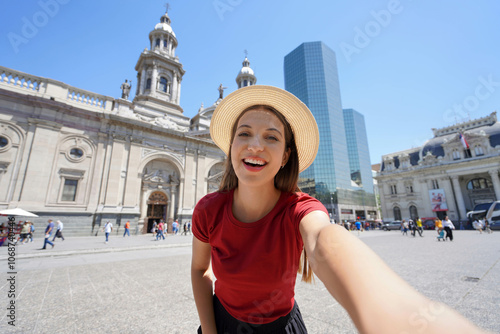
467;201;500;221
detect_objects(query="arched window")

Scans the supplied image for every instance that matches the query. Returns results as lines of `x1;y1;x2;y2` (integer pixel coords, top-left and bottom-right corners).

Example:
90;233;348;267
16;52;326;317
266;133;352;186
155;38;160;47
409;205;418;220
243;80;248;87
160;77;168;93
146;78;152;90
393;207;401;221
467;178;493;190
163;39;168;48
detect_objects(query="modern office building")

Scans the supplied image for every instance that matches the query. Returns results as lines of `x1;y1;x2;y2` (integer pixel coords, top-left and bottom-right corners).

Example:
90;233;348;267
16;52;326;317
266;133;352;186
284;42;376;222
343;108;374;193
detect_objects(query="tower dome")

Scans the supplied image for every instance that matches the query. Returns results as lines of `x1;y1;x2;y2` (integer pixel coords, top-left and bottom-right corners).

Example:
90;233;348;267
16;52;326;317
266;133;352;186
149;10;178;57
236;56;257;89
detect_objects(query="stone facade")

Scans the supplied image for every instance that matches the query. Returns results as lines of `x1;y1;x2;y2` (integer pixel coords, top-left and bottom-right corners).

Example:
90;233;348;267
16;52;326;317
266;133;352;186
376;112;500;223
0;11;227;236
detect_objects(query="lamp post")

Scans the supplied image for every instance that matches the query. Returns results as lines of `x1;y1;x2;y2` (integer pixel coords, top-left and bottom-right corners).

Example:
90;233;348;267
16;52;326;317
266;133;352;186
330;194;334;223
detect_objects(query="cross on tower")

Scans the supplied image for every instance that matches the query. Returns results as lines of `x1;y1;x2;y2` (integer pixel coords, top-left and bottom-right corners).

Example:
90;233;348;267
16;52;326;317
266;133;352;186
164;3;170;13
244;49;248;57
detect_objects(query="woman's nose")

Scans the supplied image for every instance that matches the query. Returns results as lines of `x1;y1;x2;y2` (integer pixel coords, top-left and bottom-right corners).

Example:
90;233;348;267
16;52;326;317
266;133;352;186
247;136;264;151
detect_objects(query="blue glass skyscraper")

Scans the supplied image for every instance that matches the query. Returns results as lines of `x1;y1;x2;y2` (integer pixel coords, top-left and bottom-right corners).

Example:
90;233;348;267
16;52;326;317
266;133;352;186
343;108;375;195
284;42;375;218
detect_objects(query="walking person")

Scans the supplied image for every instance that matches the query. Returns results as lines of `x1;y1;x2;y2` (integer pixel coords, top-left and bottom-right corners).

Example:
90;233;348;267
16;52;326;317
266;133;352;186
435;218;443;234
416;217;423;237
156;220;165;240
442;216;455;241
123;220;131;237
103;220;113;244
409;219;416;237
28;221;35;242
52;220;65;241
401;220;408;235
41;219;55;249
484;219;493;234
17;221;31;244
190;85;486;334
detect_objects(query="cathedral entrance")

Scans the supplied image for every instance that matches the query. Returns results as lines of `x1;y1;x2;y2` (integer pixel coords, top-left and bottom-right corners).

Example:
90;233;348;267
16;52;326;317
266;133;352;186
146;191;168;233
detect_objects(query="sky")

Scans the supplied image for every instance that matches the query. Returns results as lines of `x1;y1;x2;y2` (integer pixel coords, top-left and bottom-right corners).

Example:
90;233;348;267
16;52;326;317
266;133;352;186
1;0;500;164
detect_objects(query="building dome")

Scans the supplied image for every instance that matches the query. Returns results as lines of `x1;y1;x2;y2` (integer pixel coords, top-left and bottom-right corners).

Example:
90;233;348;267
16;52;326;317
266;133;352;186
152;12;176;37
154;22;175;37
236;56;256;88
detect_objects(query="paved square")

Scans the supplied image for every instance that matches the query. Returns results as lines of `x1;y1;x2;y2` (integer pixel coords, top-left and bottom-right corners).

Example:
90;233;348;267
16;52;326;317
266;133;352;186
1;230;499;333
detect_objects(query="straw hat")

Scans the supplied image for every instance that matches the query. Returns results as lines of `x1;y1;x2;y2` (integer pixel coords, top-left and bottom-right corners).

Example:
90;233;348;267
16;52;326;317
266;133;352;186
210;85;319;172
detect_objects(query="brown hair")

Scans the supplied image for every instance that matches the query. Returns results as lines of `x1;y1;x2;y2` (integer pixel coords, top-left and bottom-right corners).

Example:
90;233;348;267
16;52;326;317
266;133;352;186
217;105;314;283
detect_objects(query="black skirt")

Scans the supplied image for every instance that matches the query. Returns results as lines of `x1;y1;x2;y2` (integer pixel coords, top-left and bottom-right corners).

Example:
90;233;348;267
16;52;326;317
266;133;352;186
197;295;308;334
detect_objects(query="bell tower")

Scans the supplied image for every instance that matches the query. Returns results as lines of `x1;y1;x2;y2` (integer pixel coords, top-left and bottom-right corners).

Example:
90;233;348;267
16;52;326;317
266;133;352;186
134;8;185;115
236;51;257;89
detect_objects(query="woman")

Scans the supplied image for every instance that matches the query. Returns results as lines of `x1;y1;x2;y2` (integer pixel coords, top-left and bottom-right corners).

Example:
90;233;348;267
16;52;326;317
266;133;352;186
191;85;487;333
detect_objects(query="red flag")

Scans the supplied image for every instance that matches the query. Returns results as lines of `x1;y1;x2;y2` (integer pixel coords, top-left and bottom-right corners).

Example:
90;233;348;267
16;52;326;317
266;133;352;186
459;133;469;149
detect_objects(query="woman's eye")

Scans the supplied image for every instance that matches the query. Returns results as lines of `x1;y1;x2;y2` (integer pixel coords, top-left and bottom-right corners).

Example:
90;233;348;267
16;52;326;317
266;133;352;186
237;132;250;137
267;136;278;141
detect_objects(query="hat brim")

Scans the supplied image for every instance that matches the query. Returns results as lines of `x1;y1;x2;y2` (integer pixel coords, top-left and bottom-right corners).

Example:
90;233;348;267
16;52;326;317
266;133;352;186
210;85;319;173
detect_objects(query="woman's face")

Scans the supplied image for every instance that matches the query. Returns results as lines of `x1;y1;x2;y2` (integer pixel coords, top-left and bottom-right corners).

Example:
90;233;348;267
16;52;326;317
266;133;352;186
230;107;290;188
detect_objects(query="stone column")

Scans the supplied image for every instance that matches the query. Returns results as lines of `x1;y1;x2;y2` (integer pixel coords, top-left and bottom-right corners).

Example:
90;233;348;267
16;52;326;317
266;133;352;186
440;177;458;220
151;64;158;97
140;67;146;95
450;175;467;220
419;179;433;217
177;77;181;104
169;187;176;221
172;73;178;104
488;169;500;200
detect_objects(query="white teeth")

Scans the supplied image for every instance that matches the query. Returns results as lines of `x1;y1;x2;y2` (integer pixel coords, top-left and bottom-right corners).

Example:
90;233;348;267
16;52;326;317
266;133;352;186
244;158;265;165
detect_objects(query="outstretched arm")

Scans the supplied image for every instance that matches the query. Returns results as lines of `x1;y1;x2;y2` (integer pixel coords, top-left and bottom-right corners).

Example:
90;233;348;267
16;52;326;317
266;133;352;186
191;237;217;334
300;211;489;334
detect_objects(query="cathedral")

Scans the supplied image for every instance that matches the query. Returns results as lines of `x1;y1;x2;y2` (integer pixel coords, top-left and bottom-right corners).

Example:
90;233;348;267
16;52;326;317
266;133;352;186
0;10;257;236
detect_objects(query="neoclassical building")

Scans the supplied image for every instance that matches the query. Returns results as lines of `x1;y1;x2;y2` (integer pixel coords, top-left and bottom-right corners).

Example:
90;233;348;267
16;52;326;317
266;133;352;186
0;10;255;236
376;112;500;223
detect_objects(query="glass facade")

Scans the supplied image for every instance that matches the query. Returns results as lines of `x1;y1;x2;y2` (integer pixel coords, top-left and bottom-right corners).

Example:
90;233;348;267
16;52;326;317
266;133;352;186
284;42;375;207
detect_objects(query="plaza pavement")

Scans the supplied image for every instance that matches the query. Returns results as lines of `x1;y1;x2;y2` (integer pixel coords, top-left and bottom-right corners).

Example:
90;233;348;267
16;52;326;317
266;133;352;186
0;229;499;333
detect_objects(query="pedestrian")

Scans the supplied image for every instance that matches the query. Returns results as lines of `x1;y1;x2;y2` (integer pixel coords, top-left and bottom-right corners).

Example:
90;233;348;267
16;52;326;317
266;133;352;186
173;219;179;235
123;220;130;237
42;219;55;249
484;219;493;234
28;221;35;242
187;221;192;234
354;220;361;235
435;218;443;234
472;218;483;233
156;220;165;240
442;216;455;241
401;220;408;235
409;219;416;237
52;220;65;241
103;220;113;244
182;222;188;235
151;220;158;239
190;85;486;334
17;221;30;244
415;217;423;237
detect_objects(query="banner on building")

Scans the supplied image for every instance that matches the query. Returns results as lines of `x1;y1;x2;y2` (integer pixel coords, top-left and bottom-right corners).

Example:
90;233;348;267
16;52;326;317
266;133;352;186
429;189;448;212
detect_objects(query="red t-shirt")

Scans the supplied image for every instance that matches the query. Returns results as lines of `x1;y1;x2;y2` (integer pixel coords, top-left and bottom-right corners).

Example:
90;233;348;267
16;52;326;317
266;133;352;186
193;190;327;324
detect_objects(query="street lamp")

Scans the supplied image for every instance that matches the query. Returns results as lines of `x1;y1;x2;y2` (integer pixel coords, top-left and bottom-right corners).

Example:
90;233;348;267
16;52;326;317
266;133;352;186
330;194;334;223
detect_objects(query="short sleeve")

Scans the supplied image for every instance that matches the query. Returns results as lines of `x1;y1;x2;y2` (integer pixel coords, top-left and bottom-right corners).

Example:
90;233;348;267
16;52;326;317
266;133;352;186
192;196;210;243
293;193;328;222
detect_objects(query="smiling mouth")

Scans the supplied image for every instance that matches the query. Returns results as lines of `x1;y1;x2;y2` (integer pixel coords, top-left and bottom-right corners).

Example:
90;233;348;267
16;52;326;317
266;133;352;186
243;158;267;167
